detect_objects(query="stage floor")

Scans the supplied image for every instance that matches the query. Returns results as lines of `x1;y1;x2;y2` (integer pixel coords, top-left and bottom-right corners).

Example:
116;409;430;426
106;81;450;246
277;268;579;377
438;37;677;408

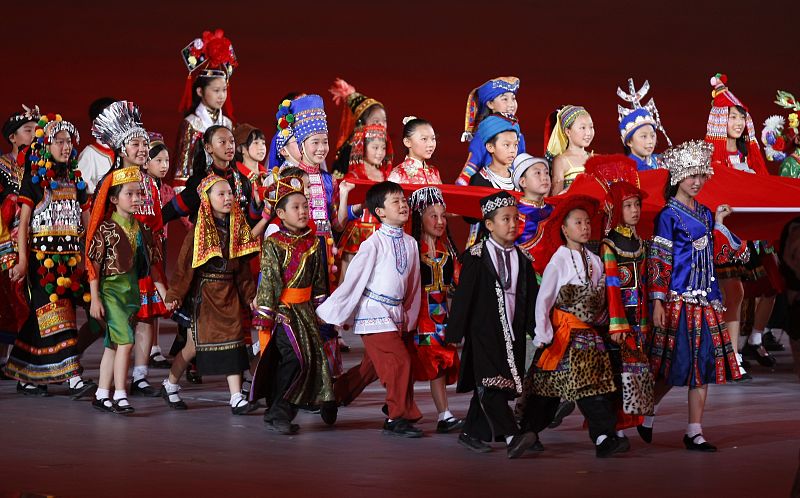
2;318;799;498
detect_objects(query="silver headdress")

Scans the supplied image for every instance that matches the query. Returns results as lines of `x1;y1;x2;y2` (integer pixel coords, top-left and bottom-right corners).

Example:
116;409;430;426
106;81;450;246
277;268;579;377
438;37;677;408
617;78;672;146
658;140;714;185
91;100;148;151
409;186;446;214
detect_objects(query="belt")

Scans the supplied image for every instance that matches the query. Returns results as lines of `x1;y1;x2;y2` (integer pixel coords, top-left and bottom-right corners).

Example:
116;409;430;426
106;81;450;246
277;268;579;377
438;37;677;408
280;286;312;305
363;288;402;307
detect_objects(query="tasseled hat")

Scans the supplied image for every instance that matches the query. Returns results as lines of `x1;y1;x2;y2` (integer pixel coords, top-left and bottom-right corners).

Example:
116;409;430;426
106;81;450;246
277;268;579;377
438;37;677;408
761;90;800;162
616;78;672;146
541;195;600;263
329;78;384;151
91;101;148;152
658;140;715;186
267;99;296;170
3;104;40;144
409;186;446;214
584;154;647;234
291;95;328;146
480;190;517;219
348;123;393;173
178;29;237;118
545;105;590;160
27;114;83;191
461;77;520;142
704;73;767;174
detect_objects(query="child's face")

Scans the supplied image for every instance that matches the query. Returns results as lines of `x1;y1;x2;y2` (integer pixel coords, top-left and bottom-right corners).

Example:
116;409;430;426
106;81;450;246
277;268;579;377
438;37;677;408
486;131;519;167
277;193;309;232
364;106;387;127
487;92;517;115
485;206;518;246
562;208;591;245
302;133;329;166
376;191;409;226
403;124;436;161
280;137;302;164
206;129;236;165
519;162;551;197
678;174;707;199
208;181;233;217
146;149;169;179
365;138;387;167
421;204;447;238
727;107;746;139
10;122;36;150
123;137;149;167
627;125;657;158
621;197;641;226
245;138;268;163
111;182;142;216
565;114;595;148
198;77;228;111
48;130;74;163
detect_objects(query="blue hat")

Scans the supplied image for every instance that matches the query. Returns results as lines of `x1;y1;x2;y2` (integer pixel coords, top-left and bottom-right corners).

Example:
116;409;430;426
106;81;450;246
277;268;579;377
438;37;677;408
616;78;671;146
268;99;296;169
618;107;657;144
462;76;520;141
291;94;328;146
476;113;520;146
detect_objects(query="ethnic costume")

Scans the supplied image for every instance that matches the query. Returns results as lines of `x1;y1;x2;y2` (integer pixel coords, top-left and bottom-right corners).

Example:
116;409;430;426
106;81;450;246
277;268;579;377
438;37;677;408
164;175;258;376
251;175;335;430
447;192;538;447
648;141;743;386
455;77;526;186
4;115;91;385
616;78;672;171
546;105;592;190
174;29;236;188
761;91;800;178
388;157;442;185
511;154;554;278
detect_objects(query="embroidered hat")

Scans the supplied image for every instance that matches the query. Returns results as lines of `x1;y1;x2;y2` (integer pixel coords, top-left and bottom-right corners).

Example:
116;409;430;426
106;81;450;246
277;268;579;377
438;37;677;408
178;28;237;116
3;105;40;143
28;113;83;191
476;113;520;146
329;78;384;152
511;153;549;190
584;154;646;233
265;173;305;208
616;78;671;146
291;94;328;146
461;77;520;142
545;105;590;160
480;190;517;219
348;123;393;173
658;140;715;186
267;99;296;170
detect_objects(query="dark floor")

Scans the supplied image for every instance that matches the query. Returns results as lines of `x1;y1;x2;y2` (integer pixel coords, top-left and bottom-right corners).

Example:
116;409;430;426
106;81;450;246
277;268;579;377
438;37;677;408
1;319;799;498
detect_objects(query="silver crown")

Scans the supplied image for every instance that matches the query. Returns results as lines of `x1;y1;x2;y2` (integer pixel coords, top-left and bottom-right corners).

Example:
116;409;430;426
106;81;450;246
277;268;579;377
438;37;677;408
617;78;672;146
657;140;714;185
91;101;148;150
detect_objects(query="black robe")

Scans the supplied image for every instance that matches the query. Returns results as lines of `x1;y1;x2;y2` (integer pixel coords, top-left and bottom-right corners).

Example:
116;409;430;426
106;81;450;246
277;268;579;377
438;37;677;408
446;239;538;398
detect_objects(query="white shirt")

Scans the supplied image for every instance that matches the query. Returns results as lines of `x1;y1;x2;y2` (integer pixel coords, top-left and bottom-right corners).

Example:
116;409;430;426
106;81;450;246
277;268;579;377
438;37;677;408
316;224;421;335
76;145;113;194
486;237;519;331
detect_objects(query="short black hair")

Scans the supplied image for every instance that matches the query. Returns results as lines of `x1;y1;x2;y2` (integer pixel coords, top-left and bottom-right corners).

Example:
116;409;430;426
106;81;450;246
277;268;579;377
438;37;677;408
275;191;306;213
89;97;117;122
366;181;404;219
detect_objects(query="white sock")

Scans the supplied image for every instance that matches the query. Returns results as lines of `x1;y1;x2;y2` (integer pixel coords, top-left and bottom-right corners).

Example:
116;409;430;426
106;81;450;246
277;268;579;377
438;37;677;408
68;376;83;389
96;388;110;400
642;415;655;428
595;434;608;446
438;410;454;422
114;390;130;407
615;430;625;437
505;435;514;445
132;365;148;382
686;423;706;444
162;379;182;402
150;345;162;356
230;392;246;407
748;330;763;346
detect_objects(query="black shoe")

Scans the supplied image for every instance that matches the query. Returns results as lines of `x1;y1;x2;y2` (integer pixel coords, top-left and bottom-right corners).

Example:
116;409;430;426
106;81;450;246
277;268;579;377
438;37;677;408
130;378;160;397
458;433;491;453
68;379;97;399
734;370;753;383
113;398;135;415
382;418;423;438
149;352;171;369
17;382;50;397
436;417;465;434
231;399;258;415
637;425;653;444
548;400;576;428
266;419;299;435
92;397;116;413
320;401;338;426
742;343;777;368
527;439;545;452
763;331;785;351
507;431;538;459
739;358;752;370
596;436;626;458
186;367;202;384
683;434;717;452
616;435;631;453
159;385;188;410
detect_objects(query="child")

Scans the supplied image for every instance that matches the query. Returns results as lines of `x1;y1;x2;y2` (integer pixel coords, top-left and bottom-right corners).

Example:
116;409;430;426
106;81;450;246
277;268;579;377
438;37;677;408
87;167;164;414
586;154;656;442
174;29;237;187
527;195;626;458
648;140;745;451
266;99;302;172
161;175;260;414
234;123;268;186
616;78;672;171
408;186;464;433
546;105;595;194
388;117;442;185
317;181;423;437
250;173;335;434
511;153;554;277
76;97;116;195
447;191;539;458
4;114;96;398
465;113;521;247
455;76;525;186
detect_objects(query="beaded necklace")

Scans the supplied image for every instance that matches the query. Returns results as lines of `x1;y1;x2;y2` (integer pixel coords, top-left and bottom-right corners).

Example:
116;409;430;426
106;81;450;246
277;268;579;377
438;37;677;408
569;246;594;288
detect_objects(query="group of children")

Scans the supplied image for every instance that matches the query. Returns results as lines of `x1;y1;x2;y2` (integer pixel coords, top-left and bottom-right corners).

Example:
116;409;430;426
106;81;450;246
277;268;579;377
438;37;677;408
1;29;798;460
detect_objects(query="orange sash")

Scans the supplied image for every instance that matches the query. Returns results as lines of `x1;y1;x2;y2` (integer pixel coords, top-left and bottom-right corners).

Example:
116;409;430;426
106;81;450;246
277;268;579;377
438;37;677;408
280;286;312;305
536;309;591;371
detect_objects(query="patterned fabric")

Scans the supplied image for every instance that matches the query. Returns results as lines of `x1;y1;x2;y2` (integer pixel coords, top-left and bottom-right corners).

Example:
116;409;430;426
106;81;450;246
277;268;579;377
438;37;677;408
387;157;442;185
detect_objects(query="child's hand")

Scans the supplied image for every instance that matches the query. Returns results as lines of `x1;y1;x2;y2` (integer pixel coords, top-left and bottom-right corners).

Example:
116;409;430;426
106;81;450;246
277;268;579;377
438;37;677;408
90;300;105;320
339;181;355;195
652;300;666;329
166;300;179;312
715;204;732;224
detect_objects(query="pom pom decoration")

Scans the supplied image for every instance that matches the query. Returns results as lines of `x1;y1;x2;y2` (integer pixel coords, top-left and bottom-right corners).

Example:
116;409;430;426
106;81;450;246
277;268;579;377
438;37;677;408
761;114;789;162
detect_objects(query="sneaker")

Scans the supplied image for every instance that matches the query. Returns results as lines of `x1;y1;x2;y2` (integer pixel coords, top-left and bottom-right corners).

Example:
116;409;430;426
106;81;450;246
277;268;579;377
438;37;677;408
382;418;423;438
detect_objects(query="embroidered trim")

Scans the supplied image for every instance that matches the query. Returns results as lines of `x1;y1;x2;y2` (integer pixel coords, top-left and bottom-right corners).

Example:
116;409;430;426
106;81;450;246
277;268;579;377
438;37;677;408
494;281;522;394
363;288;403;306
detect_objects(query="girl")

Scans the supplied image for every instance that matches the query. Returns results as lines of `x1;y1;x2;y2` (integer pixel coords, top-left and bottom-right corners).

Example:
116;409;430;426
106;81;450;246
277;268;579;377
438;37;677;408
4;114;95;398
161;175;259;414
408;187;464;433
267;98;303;172
648;140;745;451
329;78;389;177
616;78;672;171
388;117;442;185
234;123;268;185
546;105;595;195
87;167;164;413
174;29;237;187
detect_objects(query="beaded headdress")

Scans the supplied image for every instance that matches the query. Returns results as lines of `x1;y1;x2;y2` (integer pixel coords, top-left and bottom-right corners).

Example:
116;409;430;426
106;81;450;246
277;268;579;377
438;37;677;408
409;186;446;214
3;104;40;143
291;94;328;146
265;173;305;208
348;123;393;173
480;191;517;218
461;77;520;142
28;114;83;191
267;99;296;170
91;101;148;152
658;140;715;186
616;78;672;146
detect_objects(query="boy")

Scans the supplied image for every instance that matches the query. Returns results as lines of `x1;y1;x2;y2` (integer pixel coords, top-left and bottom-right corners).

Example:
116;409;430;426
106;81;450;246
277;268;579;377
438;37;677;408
447;191;539;458
512;153;554;278
317;181;423;437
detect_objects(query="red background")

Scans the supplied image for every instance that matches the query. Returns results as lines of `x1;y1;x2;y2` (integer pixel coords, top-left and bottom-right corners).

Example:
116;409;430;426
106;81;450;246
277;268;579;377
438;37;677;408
3;1;795;242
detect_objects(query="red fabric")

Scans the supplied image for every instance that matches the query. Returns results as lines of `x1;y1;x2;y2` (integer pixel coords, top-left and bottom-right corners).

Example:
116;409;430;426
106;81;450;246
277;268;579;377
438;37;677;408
1;196;15;226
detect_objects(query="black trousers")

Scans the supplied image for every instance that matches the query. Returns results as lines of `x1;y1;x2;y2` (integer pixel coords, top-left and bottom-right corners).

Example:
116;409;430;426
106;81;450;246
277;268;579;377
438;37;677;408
519;394;560;433
264;325;300;423
463;387;520;442
521;393;615;442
